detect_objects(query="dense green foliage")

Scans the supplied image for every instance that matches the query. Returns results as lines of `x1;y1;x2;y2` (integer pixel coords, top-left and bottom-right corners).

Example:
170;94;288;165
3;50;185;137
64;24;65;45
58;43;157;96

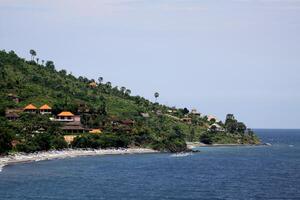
0;50;259;154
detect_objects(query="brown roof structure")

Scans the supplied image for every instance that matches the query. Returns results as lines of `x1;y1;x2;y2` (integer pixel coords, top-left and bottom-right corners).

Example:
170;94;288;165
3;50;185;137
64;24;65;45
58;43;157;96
58;111;74;117
40;104;52;110
24;104;37;110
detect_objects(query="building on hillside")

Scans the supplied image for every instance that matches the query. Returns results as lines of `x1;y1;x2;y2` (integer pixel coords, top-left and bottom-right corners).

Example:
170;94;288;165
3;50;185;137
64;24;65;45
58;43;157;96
156;110;163;116
64;135;77;144
56;111;75;122
181;117;192;124
7;93;21;103
191;109;201;116
39;104;52;114
24;104;37;113
5;108;22;121
89;82;97;88
121;119;135;126
111;118;134;132
141;113;150;118
61;121;86;133
206;115;220;122
208;123;225;132
89;129;102;134
74;115;81;122
5;112;20;121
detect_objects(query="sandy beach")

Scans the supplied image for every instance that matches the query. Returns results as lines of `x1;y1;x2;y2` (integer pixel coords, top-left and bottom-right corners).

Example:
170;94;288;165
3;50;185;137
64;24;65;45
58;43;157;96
0;148;157;171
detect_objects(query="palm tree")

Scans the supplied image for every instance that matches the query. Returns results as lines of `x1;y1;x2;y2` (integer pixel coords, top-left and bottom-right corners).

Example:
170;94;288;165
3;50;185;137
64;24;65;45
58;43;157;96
98;77;103;84
29;49;37;61
125;89;131;96
120;86;126;94
36;58;39;64
41;60;45;65
106;82;112;88
154;92;159;102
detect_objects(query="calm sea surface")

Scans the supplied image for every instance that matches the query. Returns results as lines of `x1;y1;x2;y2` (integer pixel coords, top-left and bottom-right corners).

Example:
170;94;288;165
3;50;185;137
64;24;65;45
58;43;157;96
0;129;300;200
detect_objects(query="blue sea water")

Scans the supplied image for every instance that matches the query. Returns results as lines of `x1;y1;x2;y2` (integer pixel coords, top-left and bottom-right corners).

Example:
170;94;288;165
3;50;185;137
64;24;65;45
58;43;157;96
0;129;300;200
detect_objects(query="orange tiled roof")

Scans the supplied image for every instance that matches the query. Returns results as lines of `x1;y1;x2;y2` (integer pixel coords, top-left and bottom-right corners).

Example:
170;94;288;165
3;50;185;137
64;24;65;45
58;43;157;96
58;111;74;117
40;104;52;110
24;104;37;110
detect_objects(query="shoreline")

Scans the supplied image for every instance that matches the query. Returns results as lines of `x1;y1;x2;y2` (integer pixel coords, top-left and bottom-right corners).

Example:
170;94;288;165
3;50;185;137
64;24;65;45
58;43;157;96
0;148;158;171
186;142;264;149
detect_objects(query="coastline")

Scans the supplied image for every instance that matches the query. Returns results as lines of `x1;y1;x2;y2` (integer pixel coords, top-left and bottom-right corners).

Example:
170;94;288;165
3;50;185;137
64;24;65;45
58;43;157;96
0;148;158;171
186;142;264;149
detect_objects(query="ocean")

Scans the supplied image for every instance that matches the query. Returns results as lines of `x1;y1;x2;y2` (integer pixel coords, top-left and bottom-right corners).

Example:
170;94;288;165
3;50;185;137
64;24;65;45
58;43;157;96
0;129;300;200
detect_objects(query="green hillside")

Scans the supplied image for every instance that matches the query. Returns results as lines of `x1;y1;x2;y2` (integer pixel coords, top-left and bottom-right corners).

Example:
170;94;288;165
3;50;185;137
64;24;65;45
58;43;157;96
0;50;260;154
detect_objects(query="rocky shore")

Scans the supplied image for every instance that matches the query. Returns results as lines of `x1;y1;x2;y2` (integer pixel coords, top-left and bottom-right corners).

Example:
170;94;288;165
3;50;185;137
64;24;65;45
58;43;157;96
0;148;157;171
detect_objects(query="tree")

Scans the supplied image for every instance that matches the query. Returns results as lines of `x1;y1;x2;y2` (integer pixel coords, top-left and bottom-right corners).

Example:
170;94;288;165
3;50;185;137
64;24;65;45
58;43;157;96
125;89;131;96
120;86;126;94
237;122;246;133
29;49;37;61
98;77;103;84
45;61;55;70
0;125;13;155
154;92;159;102
36;58;39;64
182;108;189;115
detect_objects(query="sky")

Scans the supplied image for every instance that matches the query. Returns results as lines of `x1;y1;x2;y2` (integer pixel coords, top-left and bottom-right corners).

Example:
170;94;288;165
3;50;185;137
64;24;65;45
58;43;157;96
0;0;300;129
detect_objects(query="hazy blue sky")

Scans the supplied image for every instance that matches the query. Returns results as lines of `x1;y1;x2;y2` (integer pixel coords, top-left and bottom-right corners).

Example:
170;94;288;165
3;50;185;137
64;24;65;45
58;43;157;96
1;0;300;128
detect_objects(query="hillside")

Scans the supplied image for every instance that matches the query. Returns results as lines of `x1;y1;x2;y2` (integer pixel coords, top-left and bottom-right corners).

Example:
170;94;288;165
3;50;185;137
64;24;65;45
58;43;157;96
0;50;260;154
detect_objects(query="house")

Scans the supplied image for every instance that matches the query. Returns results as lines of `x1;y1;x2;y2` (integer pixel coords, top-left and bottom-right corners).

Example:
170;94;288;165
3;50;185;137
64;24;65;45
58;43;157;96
121;119;134;126
89;129;102;134
56;111;75;122
5;112;20;121
24;104;37;113
141;113;150;118
7;93;20;103
64;135;77;144
156;110;163;115
39;104;52;114
111;118;134;132
61;121;86;133
206;115;220;122
5;108;22;120
89;82;97;88
191;109;201;116
181;117;192;124
208;123;225;132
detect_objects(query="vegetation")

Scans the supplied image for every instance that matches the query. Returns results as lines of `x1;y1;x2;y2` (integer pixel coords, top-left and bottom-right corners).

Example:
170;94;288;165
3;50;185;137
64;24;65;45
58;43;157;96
0;50;260;154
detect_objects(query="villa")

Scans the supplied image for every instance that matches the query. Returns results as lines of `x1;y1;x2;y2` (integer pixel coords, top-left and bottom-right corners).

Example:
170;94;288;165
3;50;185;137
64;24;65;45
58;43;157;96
89;129;102;134
24;104;37;113
39;104;52;114
61;121;86;133
56;111;75;122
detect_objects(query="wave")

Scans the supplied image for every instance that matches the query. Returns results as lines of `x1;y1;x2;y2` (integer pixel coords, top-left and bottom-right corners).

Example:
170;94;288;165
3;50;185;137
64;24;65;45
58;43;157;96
170;152;193;158
0;164;5;173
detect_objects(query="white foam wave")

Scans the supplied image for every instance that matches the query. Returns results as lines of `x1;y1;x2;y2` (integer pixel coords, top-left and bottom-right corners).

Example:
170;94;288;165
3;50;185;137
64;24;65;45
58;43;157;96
0;164;5;172
170;152;193;157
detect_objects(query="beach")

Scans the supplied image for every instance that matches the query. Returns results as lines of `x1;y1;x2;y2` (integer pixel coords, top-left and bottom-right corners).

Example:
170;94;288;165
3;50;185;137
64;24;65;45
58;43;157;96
0;148;157;170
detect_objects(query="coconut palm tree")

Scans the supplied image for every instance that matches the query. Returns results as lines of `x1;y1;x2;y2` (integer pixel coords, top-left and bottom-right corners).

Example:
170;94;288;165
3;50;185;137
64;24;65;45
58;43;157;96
120;86;126;94
29;49;36;61
125;89;131;96
98;77;103;84
154;92;159;102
